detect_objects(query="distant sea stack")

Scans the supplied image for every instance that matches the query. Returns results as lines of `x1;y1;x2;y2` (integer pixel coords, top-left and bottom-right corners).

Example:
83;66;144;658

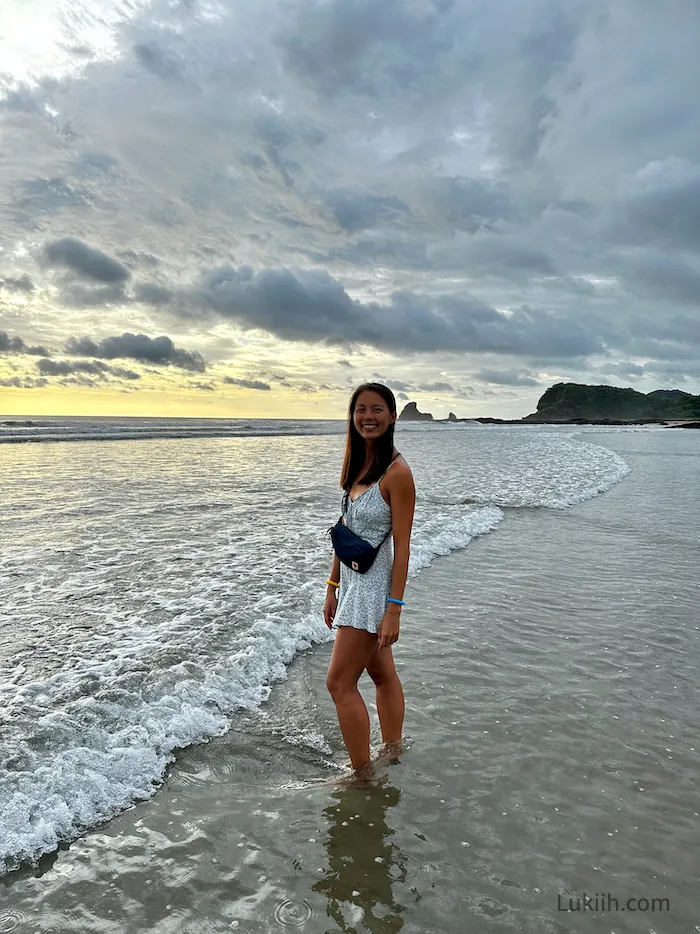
398;401;433;421
523;383;700;422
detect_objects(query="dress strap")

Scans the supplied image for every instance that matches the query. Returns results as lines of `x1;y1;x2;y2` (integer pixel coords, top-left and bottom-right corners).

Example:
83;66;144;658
378;452;401;481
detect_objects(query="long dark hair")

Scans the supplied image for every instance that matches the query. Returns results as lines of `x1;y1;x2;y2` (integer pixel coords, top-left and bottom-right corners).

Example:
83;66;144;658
340;382;398;494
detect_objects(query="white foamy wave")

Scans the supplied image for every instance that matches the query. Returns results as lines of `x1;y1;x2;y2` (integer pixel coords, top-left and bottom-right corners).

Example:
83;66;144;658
407;506;504;575
0;506;506;875
0;608;330;876
421;432;630;510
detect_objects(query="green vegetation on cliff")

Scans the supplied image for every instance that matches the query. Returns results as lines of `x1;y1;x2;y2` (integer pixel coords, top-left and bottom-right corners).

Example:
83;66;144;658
527;383;700;421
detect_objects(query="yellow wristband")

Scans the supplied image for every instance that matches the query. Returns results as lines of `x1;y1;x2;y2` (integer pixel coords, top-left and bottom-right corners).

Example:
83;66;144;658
326;579;339;588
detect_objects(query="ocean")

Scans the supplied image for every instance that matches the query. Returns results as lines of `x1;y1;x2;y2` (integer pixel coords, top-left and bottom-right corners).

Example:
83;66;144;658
0;417;697;932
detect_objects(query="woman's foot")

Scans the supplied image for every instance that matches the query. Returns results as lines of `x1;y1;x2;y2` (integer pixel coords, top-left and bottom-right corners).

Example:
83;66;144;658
325;759;376;787
374;739;404;764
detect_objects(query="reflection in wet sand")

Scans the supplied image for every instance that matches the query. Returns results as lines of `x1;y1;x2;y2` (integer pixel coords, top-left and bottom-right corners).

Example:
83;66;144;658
313;776;406;933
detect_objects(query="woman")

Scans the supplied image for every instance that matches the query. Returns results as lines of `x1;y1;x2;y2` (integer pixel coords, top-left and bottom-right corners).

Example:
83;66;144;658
323;382;416;780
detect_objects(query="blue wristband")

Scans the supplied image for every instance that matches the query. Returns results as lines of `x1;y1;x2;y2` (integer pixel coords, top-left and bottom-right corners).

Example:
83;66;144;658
386;598;404;606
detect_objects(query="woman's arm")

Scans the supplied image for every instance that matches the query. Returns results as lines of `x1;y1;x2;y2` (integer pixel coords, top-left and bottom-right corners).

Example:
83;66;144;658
387;467;416;611
327;552;341;592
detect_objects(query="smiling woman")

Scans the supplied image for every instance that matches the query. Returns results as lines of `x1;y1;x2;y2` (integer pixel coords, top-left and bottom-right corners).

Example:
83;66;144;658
323;381;416;782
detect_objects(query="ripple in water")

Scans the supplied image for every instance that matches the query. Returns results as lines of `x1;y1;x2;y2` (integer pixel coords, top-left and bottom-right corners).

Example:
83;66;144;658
272;897;314;927
0;909;27;934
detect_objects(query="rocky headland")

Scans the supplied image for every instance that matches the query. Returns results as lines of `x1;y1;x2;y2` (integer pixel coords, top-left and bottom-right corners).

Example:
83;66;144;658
397;383;700;427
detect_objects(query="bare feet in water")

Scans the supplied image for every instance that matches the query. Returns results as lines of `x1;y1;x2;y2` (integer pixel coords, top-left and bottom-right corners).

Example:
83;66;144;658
321;739;406;787
373;739;405;765
326;760;376;787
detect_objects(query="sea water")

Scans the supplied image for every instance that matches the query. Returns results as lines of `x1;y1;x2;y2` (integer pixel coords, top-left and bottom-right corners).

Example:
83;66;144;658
0;419;696;933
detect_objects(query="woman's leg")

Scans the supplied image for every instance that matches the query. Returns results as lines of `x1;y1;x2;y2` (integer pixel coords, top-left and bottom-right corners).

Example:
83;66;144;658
365;642;404;745
326;627;380;770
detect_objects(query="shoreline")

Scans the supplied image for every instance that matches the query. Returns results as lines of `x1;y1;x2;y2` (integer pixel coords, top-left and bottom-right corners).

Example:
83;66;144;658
403;416;700;428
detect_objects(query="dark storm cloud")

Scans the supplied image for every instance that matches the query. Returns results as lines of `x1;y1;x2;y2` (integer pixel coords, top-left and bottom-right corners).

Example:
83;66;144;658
0;331;49;356
36;358;141;380
222;376;271;390
43;238;130;283
0;376;48;388
37;358;110;377
187;263;601;357
65;332;206;372
0;274;34;293
111;366;141;380
194;265;373;342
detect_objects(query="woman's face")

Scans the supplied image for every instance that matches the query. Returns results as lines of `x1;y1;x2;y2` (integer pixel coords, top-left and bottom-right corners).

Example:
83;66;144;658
353;390;395;444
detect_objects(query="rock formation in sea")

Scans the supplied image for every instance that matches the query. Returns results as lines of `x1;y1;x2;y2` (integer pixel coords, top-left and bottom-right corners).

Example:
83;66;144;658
398;401;433;421
523;383;700;421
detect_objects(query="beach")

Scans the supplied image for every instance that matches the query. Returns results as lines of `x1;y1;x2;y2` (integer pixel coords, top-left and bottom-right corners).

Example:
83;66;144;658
0;422;697;933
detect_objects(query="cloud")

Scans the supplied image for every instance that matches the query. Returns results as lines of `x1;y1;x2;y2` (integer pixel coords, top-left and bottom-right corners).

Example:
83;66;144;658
187;263;601;357
187;381;215;391
428;230;557;279
0;274;34;293
57;282;131;308
43;237;131;283
133;282;173;305
473;368;540;387
36;358;140;380
322;188;409;232
0;376;48;388
0;331;49;355
595;361;646;381
65;332;206;372
417;381;454;392
0;0;699;403
222;376;271;390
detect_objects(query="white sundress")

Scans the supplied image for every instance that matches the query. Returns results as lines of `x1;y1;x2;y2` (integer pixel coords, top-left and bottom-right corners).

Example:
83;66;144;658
332;458;399;635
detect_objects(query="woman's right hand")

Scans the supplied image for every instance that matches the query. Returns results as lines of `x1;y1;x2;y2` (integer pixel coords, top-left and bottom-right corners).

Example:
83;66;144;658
323;590;338;629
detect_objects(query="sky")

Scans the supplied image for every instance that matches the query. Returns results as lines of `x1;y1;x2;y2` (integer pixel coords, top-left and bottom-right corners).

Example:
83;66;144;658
0;0;699;420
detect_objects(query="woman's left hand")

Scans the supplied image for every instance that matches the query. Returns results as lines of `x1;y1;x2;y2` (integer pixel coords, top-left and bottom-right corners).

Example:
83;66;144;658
378;611;400;650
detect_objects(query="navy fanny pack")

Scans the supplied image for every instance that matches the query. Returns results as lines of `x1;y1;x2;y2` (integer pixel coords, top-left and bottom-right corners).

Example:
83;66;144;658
327;515;391;573
327;454;398;573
